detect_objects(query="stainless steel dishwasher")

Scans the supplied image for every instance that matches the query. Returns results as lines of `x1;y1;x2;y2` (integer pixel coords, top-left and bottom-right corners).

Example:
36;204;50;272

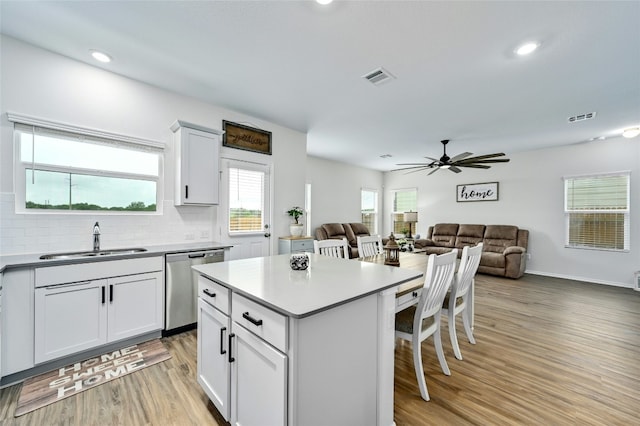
165;249;224;334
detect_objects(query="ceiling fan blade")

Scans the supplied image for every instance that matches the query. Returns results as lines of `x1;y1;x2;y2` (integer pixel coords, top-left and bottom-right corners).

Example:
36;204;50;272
455;158;510;166
403;167;434;175
455;152;506;163
449;152;473;162
449;166;462;173
423;156;439;162
428;167;440;175
396;162;436;166
456;163;491;169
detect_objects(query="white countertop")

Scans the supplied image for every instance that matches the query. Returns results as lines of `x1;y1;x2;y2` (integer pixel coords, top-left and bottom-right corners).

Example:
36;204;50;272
193;253;423;318
0;241;232;273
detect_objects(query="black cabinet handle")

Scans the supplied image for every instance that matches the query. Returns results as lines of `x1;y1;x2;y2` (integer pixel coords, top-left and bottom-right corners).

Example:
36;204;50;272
242;312;263;326
109;284;114;302
203;289;216;298
412;291;418;298
220;327;227;355
228;333;235;363
185;185;189;199
101;286;105;304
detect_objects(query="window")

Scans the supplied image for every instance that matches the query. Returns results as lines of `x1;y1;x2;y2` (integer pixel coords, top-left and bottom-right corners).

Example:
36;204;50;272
361;189;378;234
392;188;417;235
564;172;630;251
14;122;162;213
305;183;312;237
228;167;265;233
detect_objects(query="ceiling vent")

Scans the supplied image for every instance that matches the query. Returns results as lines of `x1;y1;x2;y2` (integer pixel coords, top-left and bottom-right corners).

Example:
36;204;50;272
363;67;395;86
568;112;596;123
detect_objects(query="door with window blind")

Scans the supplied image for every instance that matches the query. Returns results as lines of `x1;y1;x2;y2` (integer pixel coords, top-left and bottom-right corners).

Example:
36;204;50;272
219;159;272;260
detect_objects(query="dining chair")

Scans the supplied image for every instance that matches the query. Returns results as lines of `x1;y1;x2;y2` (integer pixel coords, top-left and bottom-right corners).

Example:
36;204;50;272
395;249;458;401
443;242;483;360
356;234;383;257
313;238;350;259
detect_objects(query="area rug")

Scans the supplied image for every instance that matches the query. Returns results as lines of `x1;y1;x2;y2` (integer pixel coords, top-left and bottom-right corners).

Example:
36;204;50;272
15;339;171;417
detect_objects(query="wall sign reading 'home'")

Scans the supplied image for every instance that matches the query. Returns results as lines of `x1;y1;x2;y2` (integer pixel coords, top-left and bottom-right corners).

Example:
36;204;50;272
456;182;499;202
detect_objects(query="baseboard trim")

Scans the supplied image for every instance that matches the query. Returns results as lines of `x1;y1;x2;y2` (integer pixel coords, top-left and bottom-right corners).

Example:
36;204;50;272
524;269;632;289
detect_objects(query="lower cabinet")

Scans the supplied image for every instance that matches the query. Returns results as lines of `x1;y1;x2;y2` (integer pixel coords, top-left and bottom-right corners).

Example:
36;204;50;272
35;271;163;364
230;323;287;426
197;276;287;426
197;298;231;419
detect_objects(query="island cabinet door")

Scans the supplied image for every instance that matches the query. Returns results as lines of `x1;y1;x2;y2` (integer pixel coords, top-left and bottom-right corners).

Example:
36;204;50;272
230;323;287;426
197;298;231;420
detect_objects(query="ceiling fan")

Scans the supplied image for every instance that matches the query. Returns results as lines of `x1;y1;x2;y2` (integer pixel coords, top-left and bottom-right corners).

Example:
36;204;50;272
394;139;510;175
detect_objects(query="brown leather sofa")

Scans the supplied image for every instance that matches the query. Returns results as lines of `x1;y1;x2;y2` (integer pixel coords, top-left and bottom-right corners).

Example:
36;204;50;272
314;223;371;258
414;223;529;279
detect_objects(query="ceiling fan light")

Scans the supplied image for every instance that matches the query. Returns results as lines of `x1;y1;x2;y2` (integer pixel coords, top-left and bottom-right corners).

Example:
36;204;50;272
316;0;333;4
622;127;640;138
515;42;539;56
440;164;451;169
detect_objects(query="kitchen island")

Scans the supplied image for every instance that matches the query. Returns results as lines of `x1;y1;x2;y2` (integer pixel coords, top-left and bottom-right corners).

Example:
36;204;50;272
193;253;422;426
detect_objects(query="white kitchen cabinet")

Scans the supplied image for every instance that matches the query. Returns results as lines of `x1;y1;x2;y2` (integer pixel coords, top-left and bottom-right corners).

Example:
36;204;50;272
197;276;287;426
198;299;231;418
1;268;35;377
107;272;163;342
35;271;162;364
35;280;108;363
171;120;223;206
33;257;163;364
231;323;287;426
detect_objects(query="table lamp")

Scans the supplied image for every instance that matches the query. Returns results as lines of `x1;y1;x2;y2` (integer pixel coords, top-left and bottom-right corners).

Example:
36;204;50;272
403;211;418;239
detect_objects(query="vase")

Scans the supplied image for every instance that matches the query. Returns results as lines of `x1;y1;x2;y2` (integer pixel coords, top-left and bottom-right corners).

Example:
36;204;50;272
289;224;304;237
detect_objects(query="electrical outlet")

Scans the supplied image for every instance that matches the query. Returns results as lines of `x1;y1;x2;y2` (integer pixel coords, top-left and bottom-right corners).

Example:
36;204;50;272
526;253;531;260
185;233;195;240
200;230;210;239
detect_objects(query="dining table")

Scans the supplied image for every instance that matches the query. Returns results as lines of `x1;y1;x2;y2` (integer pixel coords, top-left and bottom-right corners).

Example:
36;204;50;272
357;251;475;327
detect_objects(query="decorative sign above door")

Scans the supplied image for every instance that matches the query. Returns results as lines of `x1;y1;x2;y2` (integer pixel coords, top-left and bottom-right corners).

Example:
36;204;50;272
222;120;272;155
456;182;499;202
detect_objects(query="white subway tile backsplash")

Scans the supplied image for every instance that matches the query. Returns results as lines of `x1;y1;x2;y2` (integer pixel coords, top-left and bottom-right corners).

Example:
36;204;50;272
0;193;216;255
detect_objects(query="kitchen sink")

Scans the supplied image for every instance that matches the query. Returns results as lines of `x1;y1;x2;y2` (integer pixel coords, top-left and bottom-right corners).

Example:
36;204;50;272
39;248;148;260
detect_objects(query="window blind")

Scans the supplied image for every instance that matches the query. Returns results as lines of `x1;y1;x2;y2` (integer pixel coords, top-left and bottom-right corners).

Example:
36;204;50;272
228;167;265;233
564;172;630;251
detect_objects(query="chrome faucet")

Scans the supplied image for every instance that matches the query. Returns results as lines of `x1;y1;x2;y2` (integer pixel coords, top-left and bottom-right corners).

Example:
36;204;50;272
93;222;101;251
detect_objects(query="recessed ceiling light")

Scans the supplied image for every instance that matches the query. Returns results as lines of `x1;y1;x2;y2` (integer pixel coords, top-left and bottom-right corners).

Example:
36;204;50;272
316;0;333;5
90;50;112;63
622;127;640;138
515;42;539;56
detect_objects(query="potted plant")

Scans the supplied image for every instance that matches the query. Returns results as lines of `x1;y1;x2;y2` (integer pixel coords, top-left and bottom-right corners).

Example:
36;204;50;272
287;206;304;237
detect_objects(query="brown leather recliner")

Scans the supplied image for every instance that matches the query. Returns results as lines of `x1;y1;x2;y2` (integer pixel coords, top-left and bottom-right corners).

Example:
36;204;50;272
315;223;371;258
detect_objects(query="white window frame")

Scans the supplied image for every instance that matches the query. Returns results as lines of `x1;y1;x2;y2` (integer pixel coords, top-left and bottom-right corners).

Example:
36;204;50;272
391;188;417;236
9;113;164;215
361;188;379;234
563;171;630;252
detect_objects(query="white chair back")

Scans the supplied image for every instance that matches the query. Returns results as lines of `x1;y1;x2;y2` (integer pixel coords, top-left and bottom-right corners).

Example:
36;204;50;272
416;250;458;320
314;238;350;259
445;243;482;360
394;249;458;401
452;243;483;299
357;235;383;257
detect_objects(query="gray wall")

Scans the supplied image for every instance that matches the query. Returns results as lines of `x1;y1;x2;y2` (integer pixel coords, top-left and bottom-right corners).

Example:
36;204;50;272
384;138;639;288
0;36;307;256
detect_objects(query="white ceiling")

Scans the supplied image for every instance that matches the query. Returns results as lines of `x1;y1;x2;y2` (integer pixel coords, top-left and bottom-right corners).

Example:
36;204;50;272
1;0;639;171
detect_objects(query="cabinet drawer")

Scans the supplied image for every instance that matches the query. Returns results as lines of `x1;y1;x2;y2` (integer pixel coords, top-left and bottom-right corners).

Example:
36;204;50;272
396;288;421;313
232;293;287;352
198;275;230;315
291;239;313;252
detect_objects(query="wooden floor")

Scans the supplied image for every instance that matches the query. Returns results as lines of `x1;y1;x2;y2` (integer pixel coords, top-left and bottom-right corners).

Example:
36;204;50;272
1;273;638;425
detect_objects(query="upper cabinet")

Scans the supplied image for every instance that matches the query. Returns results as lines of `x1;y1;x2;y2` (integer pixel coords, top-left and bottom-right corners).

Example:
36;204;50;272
171;120;224;206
